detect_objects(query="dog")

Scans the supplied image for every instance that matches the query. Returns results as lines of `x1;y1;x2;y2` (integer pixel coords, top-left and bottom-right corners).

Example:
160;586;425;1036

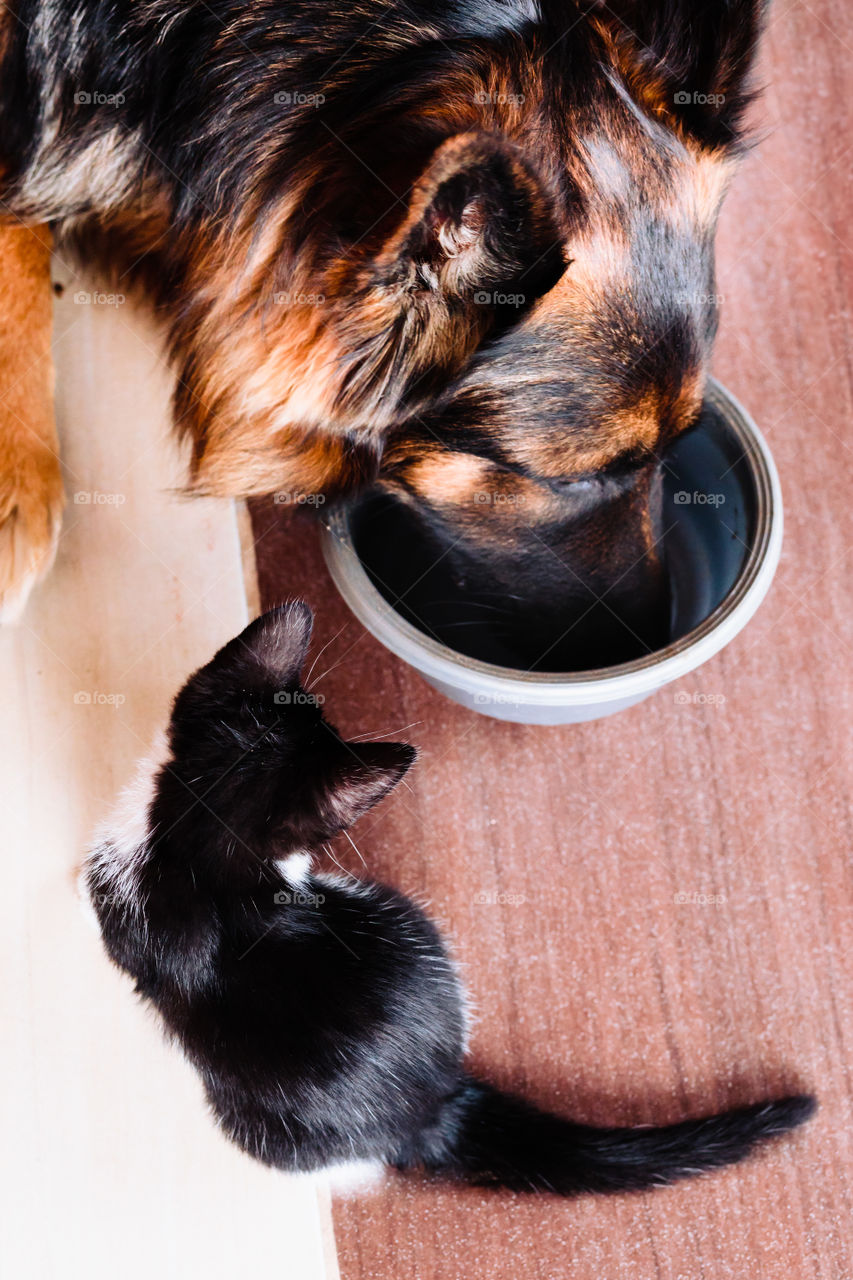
0;0;766;664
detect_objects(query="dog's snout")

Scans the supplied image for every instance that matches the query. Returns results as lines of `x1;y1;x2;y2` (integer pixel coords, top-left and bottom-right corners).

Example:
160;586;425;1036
518;463;670;670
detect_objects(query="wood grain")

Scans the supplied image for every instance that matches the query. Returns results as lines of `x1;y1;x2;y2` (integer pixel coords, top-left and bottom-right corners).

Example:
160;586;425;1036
250;2;853;1276
0;270;332;1280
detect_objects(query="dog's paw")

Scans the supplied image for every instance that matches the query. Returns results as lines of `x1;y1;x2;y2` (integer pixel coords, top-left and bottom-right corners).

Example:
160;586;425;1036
0;446;64;622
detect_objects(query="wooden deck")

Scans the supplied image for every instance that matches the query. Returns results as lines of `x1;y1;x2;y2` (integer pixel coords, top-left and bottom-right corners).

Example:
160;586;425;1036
250;3;853;1276
0;272;333;1279
3;2;849;1277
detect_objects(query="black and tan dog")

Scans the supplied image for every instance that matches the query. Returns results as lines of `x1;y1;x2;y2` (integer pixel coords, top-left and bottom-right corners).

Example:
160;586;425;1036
0;0;765;664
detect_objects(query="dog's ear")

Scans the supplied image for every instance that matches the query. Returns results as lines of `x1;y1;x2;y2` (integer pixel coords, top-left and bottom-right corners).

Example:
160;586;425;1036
335;132;564;424
590;0;767;147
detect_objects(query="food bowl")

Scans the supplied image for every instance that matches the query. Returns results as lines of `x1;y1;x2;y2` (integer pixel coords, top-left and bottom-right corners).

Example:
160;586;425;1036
320;378;782;724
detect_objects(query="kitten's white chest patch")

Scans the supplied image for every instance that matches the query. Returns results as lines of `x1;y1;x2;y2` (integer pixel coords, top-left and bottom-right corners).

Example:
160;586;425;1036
275;850;313;889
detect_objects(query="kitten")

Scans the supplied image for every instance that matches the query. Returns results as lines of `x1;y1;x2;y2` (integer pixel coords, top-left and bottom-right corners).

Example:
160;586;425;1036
82;603;815;1193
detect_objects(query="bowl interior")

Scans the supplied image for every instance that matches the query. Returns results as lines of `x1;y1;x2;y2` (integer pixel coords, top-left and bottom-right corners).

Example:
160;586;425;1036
346;396;757;676
661;403;754;638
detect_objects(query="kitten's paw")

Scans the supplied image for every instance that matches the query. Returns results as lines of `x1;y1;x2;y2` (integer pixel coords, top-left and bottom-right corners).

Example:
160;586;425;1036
0;444;64;622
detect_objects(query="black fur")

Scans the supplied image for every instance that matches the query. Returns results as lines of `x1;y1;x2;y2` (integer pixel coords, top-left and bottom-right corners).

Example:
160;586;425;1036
0;1;771;668
82;604;815;1190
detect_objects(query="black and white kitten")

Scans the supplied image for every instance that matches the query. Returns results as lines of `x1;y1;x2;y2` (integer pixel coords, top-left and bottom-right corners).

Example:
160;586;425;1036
82;604;815;1194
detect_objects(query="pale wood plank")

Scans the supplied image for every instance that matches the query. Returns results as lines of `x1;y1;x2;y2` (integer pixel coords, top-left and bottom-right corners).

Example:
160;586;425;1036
0;267;332;1279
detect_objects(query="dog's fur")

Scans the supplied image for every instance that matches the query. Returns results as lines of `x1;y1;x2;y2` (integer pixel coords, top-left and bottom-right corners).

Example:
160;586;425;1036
0;1;766;656
0;216;61;619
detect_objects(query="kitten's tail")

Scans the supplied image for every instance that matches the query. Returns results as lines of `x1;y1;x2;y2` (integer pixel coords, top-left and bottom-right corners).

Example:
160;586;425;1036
406;1076;815;1195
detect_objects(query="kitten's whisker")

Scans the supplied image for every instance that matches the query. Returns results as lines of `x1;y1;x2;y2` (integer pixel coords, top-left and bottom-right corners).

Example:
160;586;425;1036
322;841;351;879
350;720;423;742
438;619;502;628
423;599;511;616
467;590;525;603
303;622;349;688
342;828;367;868
307;654;350;689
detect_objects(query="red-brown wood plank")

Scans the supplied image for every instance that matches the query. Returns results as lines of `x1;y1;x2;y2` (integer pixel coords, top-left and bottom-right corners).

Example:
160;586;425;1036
250;3;853;1274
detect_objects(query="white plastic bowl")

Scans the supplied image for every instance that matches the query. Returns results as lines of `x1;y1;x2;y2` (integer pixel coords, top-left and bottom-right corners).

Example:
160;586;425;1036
321;379;782;724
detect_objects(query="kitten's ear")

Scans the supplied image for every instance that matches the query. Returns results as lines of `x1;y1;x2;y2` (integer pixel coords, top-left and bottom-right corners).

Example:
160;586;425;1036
324;742;417;830
226;602;313;684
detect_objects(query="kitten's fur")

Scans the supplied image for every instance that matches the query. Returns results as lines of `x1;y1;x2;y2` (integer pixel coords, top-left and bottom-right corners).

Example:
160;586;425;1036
82;604;814;1193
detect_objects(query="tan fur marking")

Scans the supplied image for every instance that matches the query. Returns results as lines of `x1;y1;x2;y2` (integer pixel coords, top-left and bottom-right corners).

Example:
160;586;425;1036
400;451;492;507
662;149;736;232
0;220;64;620
388;450;562;538
559;226;630;303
